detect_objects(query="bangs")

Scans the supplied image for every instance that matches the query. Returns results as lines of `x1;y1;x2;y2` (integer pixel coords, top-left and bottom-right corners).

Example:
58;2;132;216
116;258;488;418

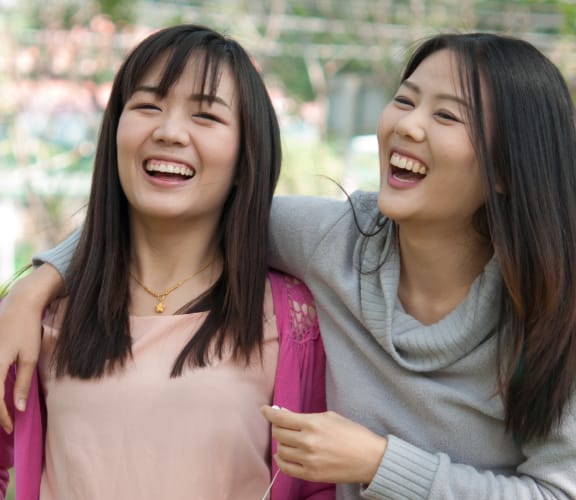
119;30;231;107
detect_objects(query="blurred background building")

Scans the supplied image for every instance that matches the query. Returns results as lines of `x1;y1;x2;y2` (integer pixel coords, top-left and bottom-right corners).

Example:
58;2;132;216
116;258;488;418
1;0;575;283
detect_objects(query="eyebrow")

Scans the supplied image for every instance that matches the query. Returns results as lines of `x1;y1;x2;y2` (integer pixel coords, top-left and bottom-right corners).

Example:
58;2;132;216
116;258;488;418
133;85;231;108
400;80;468;107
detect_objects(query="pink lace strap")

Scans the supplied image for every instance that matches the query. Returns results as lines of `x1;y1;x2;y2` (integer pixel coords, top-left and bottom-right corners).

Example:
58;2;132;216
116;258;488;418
269;271;319;344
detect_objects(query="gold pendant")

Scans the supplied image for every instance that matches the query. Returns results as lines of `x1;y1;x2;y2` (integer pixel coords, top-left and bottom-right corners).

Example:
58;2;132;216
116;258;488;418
155;302;165;313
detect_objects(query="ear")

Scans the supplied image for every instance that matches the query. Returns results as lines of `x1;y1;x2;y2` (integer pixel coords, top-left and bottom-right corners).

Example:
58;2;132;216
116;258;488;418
495;178;505;195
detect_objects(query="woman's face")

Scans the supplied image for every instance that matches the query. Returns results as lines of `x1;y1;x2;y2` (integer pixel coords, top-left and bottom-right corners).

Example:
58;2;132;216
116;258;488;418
376;49;486;231
116;55;240;230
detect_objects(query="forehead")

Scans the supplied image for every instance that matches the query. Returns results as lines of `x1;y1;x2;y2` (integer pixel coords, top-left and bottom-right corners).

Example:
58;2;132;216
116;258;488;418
405;49;463;95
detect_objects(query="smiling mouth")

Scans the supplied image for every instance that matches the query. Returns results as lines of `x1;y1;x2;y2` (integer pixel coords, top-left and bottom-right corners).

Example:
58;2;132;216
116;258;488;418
144;160;196;180
390;152;427;181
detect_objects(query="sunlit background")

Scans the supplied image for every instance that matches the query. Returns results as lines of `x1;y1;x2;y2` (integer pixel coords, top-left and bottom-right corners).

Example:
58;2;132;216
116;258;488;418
0;0;575;288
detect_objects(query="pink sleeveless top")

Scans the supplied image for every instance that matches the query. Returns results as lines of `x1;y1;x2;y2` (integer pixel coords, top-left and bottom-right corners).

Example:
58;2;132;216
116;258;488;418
38;290;279;500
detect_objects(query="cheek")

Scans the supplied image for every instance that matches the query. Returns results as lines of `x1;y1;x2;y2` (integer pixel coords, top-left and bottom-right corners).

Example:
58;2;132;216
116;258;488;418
455;163;486;214
115;139;131;181
436;131;477;171
217;134;240;177
376;105;395;140
115;118;137;194
376;107;397;174
116;115;133;157
116;154;132;195
221;144;239;171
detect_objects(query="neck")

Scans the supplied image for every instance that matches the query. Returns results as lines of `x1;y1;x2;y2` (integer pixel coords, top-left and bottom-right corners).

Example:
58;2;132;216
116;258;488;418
128;218;222;315
397;221;493;324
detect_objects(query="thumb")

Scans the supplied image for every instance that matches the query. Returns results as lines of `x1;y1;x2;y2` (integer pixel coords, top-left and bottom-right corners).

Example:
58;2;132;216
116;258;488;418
261;405;308;430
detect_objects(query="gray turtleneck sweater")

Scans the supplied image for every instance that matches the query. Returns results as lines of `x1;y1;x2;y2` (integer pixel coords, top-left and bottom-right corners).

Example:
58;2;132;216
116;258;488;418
37;191;576;499
268;191;576;500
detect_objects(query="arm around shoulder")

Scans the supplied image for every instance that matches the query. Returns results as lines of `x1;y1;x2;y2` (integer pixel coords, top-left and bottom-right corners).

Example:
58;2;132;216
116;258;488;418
0;263;64;429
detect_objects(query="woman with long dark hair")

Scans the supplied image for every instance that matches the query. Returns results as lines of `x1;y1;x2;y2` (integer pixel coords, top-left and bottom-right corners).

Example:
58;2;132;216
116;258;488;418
0;25;332;500
261;33;576;498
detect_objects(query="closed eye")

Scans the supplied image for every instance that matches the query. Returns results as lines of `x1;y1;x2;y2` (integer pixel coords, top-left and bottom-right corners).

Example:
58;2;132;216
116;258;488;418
132;103;160;111
194;112;224;123
393;95;414;108
434;110;462;123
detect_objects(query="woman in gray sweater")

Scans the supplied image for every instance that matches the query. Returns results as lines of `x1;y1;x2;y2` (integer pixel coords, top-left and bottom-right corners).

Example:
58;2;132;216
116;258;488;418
1;33;576;499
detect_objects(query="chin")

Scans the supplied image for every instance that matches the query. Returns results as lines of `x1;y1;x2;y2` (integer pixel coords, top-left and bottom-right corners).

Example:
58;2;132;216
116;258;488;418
377;191;412;224
377;192;397;220
377;187;398;217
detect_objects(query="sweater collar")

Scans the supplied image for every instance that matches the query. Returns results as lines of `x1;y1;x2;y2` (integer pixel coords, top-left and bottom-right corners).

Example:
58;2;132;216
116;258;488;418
359;220;503;372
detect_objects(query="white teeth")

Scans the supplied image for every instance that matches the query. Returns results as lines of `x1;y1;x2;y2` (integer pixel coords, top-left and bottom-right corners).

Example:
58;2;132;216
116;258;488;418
145;161;195;178
390;152;427;175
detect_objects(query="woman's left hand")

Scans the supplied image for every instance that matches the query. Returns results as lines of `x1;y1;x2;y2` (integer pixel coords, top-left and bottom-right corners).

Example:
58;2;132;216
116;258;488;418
260;406;388;484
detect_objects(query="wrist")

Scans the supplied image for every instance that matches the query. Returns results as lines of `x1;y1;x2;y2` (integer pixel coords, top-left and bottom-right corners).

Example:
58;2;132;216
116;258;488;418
361;434;388;485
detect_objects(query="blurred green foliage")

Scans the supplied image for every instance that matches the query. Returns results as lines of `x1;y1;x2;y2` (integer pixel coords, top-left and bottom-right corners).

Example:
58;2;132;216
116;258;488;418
6;471;14;500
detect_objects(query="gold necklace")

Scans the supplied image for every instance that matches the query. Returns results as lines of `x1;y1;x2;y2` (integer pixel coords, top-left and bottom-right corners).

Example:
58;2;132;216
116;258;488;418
130;258;215;314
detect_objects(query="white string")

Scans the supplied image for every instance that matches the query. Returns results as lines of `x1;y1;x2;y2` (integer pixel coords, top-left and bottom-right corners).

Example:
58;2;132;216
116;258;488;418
260;469;281;500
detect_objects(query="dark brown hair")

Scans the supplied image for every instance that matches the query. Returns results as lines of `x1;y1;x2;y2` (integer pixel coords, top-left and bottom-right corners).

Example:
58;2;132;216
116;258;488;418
53;25;281;377
403;33;576;442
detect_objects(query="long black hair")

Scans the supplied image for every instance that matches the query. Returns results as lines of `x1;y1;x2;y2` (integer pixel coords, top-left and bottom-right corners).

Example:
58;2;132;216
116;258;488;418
403;33;576;442
53;25;281;377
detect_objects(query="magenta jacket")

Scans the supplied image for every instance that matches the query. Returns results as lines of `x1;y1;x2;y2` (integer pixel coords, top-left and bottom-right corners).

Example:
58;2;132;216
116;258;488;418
0;271;334;500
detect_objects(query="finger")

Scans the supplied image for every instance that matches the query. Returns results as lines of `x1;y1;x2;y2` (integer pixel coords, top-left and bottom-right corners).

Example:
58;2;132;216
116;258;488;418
13;358;36;412
276;442;305;465
0;403;13;435
0;363;13;433
271;424;303;447
274;453;308;480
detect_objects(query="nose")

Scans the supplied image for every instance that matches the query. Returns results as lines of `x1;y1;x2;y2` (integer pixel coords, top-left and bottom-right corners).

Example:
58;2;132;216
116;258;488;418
393;111;426;142
151;112;190;146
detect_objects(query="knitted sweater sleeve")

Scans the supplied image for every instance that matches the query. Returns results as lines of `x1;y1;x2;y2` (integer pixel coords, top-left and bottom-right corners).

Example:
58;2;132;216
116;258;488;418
359;406;570;499
32;227;81;275
362;427;576;500
269;195;353;278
